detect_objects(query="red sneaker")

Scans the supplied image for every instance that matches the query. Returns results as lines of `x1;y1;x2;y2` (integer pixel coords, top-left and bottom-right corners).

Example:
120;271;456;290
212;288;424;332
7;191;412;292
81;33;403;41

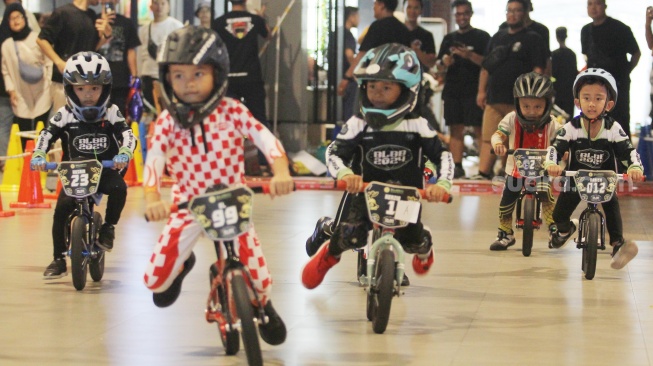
412;249;434;275
301;241;340;289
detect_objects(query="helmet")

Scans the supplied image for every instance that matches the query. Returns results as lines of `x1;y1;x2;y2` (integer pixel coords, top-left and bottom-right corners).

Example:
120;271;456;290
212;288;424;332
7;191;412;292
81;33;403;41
63;52;112;123
513;72;554;131
158;26;229;129
353;43;421;129
572;67;618;104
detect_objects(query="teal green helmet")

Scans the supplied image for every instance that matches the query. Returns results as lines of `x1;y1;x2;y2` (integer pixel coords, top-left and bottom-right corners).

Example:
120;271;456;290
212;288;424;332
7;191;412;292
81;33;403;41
353;43;421;129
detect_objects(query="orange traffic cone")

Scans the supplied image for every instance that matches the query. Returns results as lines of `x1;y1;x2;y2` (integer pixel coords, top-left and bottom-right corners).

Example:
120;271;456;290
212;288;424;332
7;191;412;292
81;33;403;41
123;158;139;187
10;140;51;208
0;192;15;217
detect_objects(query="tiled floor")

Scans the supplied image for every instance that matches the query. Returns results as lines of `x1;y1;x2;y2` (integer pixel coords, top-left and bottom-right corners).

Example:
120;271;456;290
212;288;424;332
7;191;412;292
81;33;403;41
1;187;652;365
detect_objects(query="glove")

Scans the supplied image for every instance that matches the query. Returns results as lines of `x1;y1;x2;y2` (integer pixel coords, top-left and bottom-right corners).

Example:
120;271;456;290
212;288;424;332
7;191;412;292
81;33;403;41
30;150;47;171
113;154;130;169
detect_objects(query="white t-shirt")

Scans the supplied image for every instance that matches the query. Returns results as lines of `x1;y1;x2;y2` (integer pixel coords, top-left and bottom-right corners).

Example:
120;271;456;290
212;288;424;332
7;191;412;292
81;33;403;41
137;17;183;78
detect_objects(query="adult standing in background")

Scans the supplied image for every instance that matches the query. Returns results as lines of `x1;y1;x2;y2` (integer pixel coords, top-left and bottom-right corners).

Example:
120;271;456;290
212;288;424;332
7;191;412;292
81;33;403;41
473;0;545;180
339;6;359;123
137;0;182;114
2;0;40;34
213;0;271;129
581;0;640;139
498;0;550;75
645;6;653;120
98;0;140;117
37;0;113;114
404;0;435;72
551;27;577;119
195;1;211;29
437;0;489;179
1;2;52;151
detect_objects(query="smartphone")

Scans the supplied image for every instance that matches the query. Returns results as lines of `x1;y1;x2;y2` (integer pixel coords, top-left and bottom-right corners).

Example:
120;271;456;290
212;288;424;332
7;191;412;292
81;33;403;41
648;6;653;16
103;2;115;14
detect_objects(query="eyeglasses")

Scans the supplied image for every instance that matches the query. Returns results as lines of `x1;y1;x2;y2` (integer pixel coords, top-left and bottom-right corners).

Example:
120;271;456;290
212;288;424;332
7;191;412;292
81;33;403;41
506;8;524;14
454;11;472;17
9;14;24;22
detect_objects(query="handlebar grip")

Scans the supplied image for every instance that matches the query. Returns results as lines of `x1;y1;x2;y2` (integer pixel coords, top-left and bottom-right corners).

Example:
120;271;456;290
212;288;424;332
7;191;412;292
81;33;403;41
45;162;58;170
102;160;115;168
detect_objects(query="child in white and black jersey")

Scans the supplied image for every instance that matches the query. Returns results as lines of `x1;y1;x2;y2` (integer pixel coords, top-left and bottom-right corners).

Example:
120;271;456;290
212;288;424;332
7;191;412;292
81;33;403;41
544;68;644;270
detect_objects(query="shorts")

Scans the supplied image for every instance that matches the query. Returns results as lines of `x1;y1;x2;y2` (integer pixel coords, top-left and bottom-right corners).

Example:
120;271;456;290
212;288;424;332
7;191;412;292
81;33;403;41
443;96;483;127
482;103;514;142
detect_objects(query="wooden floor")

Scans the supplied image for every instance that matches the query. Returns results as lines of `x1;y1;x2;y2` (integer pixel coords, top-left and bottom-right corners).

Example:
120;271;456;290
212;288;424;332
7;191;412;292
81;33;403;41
1;187;653;366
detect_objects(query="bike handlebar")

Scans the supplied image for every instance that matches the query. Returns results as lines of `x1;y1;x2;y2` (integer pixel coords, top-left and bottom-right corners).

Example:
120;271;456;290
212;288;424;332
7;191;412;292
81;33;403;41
43;160;115;171
327;180;453;204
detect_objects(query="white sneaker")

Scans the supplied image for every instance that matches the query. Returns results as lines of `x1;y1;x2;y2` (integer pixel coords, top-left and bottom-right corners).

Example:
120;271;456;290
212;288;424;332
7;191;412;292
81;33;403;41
611;240;638;270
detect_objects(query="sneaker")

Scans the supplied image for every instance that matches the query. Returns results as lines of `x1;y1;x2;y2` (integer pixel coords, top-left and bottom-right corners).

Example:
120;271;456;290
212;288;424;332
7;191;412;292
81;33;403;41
548;219;578;249
453;166;466;179
489;230;515;251
469;173;491;181
301;241;340;289
43;258;67;279
412;249;434;275
610;239;638;270
97;223;115;252
305;216;334;257
258;301;287;345
401;273;410;286
153;252;196;308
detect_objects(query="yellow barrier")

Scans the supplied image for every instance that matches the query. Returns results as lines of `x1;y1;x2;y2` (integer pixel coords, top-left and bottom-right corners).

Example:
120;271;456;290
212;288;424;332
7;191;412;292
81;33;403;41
0;124;24;192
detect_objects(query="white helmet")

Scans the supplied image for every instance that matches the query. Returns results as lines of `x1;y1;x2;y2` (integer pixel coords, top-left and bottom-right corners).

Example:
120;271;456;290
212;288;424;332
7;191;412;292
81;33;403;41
63;52;113;123
573;68;617;104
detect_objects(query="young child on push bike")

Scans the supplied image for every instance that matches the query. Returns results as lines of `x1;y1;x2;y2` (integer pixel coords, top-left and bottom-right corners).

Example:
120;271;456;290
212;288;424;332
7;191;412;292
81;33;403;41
301;43;454;290
544;68;644;269
142;26;293;346
31;52;137;279
489;72;562;251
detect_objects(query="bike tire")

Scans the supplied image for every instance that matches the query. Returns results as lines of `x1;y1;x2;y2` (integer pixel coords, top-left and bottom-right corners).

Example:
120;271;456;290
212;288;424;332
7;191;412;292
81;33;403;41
522;196;535;257
357;249;367;285
231;274;262;366
583;213;600;280
371;249;395;334
89;212;105;282
70;217;88;291
210;264;240;355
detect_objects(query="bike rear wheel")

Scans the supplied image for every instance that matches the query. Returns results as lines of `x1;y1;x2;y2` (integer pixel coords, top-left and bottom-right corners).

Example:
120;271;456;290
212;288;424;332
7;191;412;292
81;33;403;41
70;217;88;291
89;212;105;282
522;196;535;257
583;213;600;280
210;264;240;355
231;274;262;366
371;249;395;334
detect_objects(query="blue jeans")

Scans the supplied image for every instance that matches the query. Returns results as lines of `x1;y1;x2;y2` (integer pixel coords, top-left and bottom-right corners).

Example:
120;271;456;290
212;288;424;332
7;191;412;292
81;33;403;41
0;96;15;157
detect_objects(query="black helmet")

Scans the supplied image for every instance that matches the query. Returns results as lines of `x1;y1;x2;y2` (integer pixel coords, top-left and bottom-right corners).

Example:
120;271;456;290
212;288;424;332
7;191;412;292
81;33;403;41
158;26;229;129
513;72;554;131
353;43;421;129
63;52;112;123
573;68;618;104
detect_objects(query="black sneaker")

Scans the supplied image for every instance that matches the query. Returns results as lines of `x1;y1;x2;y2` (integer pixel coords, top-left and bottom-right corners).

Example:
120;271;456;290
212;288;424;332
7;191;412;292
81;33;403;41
453;166;466;179
489;230;515;251
98;223;115;252
548;219;578;249
153;252;196;308
43;258;67;279
401;273;410;286
258;301;287;345
305;216;334;256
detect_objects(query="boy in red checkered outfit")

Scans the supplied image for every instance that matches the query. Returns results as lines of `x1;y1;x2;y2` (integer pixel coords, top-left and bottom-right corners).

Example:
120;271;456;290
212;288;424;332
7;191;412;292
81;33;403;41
142;26;293;346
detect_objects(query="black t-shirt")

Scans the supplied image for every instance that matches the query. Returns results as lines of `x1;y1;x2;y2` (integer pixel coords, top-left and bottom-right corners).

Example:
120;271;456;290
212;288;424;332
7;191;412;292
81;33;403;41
552;47;577;114
38;3;99;83
360;16;410;52
437;28;490;98
485;28;546;104
581;17;639;83
500;20;550;58
343;29;357;75
98;14;140;89
212;11;268;84
408;26;436;71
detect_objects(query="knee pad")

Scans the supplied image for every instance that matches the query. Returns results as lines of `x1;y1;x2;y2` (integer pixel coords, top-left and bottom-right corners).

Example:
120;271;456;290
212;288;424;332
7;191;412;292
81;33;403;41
331;221;369;251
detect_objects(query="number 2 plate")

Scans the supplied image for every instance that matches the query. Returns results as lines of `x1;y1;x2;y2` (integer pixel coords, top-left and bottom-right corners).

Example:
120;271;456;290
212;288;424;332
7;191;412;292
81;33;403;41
188;186;254;241
513;148;547;178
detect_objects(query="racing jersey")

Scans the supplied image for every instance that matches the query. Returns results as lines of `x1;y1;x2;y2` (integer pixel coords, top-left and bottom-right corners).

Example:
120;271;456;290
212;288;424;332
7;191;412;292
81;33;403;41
143;97;285;201
327;115;453;190
544;116;642;172
34;105;136;161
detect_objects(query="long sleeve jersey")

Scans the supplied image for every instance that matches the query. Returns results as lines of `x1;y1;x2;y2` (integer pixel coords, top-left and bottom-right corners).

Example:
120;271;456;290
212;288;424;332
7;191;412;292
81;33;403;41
491;111;561;177
143;97;286;201
544;116;642;172
34;105;136;161
327;115;453;190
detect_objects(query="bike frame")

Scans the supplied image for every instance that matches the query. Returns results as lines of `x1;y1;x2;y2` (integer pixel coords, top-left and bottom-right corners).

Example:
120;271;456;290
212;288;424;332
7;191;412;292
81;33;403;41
575;203;606;251
366;226;406;296
63;195;102;261
514;177;544;230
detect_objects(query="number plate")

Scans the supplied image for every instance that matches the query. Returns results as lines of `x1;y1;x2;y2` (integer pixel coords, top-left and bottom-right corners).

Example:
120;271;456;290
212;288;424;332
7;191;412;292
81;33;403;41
188;186;254;240
57;160;103;198
513;148;547;178
573;170;618;203
364;181;421;229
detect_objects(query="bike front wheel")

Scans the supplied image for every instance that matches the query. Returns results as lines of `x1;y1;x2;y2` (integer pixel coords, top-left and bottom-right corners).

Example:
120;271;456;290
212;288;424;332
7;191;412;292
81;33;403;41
582;213;600;280
89;212;105;282
521;195;535;257
231;274;262;366
371;249;395;334
210;264;239;355
70;217;88;291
